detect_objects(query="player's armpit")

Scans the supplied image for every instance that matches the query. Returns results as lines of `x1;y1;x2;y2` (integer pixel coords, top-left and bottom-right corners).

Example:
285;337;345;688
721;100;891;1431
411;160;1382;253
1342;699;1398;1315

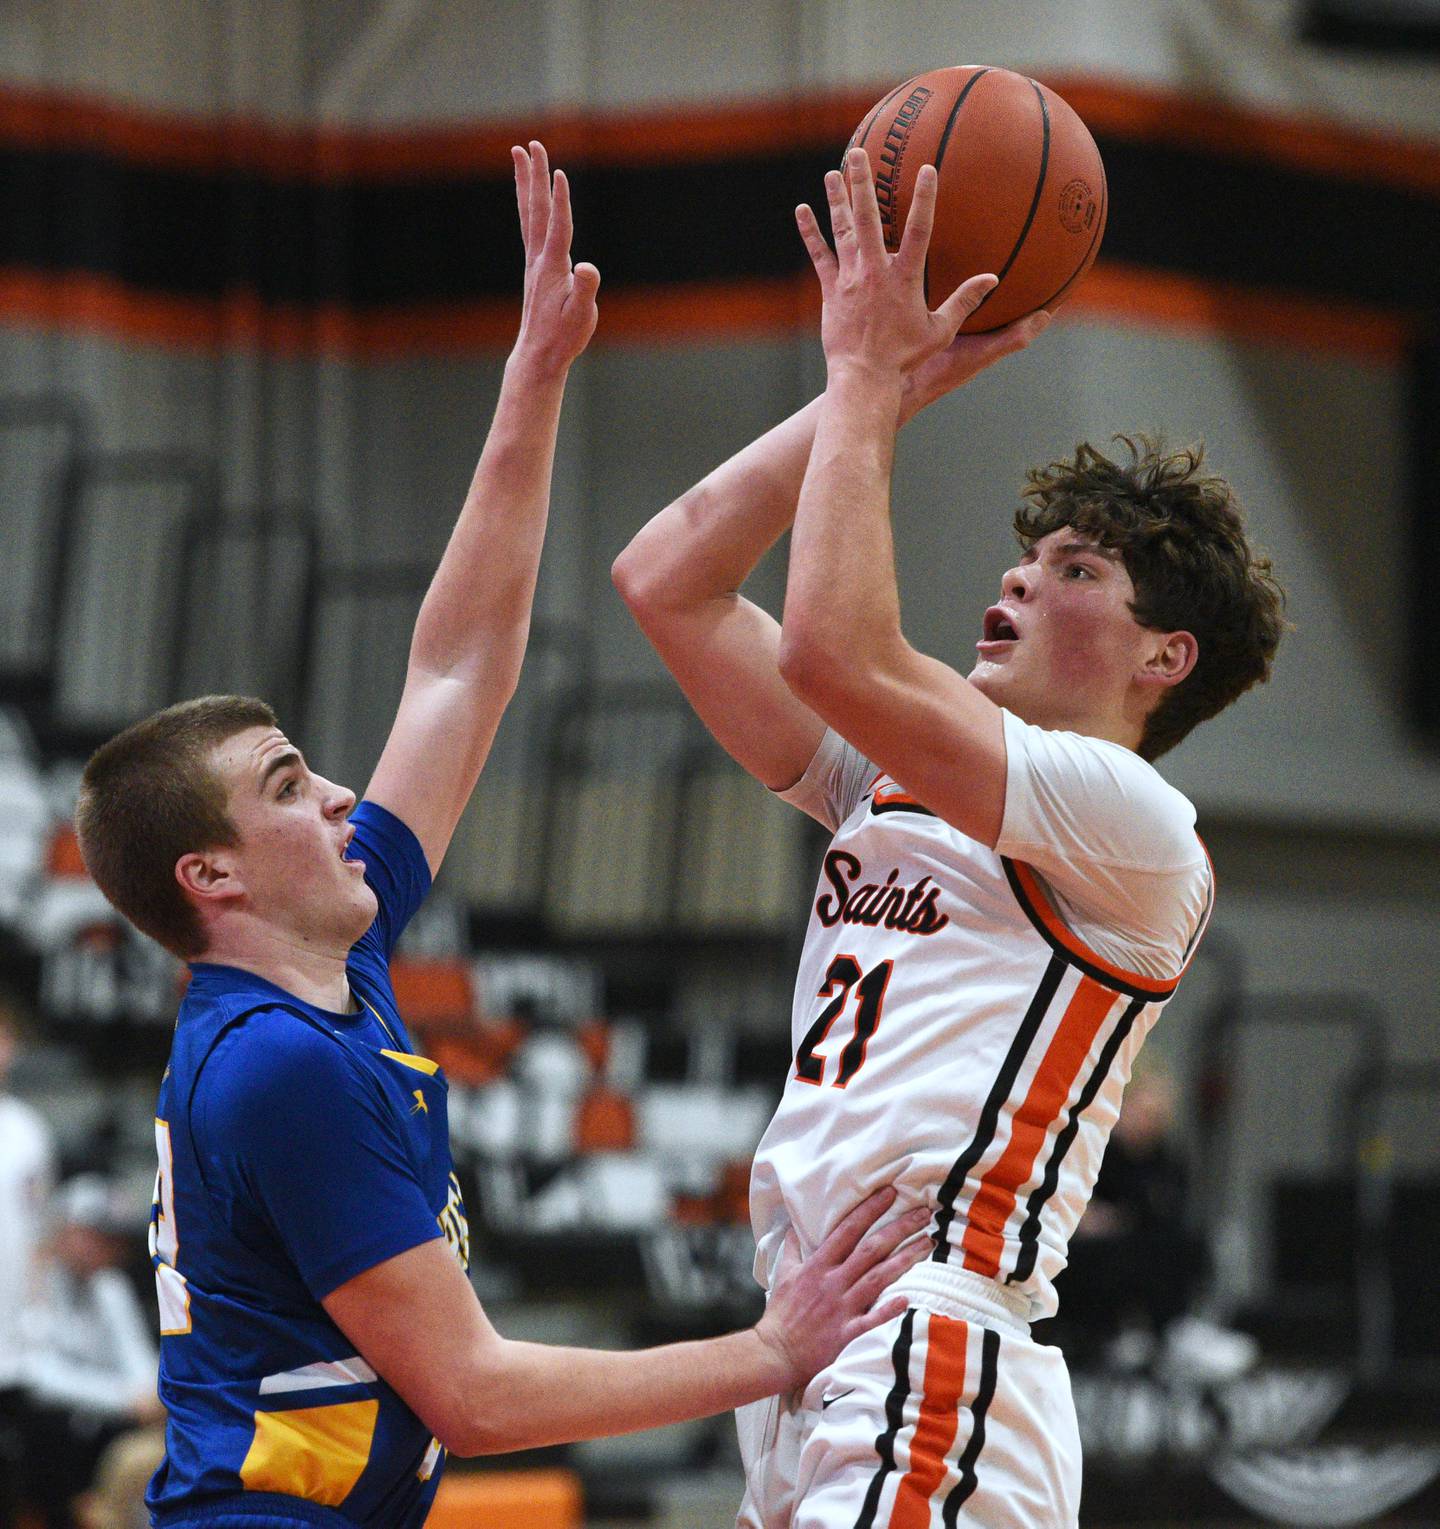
779;637;1008;847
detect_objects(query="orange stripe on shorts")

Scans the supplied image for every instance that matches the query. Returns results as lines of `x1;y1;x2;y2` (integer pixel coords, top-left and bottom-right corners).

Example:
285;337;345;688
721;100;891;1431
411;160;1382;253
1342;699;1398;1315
887;1314;969;1529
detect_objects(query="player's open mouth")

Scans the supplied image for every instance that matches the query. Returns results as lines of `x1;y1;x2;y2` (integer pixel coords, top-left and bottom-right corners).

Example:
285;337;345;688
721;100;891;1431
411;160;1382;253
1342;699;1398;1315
977;606;1020;653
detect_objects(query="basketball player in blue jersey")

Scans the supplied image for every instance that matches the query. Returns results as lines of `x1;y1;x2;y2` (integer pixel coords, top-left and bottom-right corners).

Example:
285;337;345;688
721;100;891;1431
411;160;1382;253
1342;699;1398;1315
615;154;1286;1526
73;144;928;1529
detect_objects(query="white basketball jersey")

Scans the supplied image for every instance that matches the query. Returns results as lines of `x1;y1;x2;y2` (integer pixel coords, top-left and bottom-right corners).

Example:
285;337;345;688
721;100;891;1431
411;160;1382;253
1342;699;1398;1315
751;709;1213;1321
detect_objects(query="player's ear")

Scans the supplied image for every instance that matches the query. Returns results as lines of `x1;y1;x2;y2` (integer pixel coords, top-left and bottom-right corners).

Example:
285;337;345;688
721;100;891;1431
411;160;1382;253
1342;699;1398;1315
1138;630;1197;690
175;850;245;908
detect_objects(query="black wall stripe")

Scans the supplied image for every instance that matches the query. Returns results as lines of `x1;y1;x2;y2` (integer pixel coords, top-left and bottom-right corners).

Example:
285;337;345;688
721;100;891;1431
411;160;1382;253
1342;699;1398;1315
932;954;1065;1262
1407;330;1440;745
943;1328;1000;1526
1007;995;1145;1287
852;1308;915;1529
3;125;1438;310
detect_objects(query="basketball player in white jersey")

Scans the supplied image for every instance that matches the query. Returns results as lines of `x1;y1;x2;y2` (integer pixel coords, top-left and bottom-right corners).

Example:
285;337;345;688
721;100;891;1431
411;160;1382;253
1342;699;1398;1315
613;151;1286;1526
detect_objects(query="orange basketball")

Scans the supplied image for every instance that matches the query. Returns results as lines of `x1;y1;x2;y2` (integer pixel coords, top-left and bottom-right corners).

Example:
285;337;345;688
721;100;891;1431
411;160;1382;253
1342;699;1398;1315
848;66;1107;332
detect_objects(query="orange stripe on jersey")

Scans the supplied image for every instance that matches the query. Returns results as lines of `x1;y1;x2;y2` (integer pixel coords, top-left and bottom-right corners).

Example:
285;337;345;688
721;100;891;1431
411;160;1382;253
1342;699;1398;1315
1006;859;1183;998
887;1315;969;1529
961;975;1119;1279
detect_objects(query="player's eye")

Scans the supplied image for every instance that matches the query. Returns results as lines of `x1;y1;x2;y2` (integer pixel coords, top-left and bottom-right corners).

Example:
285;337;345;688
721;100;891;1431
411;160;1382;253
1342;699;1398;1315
1066;563;1094;579
278;778;298;799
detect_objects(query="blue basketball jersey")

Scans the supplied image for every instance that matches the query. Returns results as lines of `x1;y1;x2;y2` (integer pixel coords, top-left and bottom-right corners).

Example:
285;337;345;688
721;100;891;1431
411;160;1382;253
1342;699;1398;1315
146;801;468;1527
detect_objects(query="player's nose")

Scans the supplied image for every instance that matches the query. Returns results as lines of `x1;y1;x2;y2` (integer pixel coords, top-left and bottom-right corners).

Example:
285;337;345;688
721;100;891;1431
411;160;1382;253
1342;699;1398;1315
320;777;357;818
1002;562;1034;602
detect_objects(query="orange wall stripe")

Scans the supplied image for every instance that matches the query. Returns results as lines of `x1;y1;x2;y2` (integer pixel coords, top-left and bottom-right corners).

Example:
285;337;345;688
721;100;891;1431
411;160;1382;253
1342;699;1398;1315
887;1315;969;1529
1069;261;1414;364
961;975;1119;1279
0;263;1408;361
4;77;1440;190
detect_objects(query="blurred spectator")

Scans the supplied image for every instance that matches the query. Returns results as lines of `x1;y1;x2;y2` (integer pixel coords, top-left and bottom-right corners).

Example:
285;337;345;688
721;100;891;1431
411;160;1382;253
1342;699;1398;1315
0;993;56;1527
74;1426;165;1529
1057;1054;1258;1383
11;1176;159;1529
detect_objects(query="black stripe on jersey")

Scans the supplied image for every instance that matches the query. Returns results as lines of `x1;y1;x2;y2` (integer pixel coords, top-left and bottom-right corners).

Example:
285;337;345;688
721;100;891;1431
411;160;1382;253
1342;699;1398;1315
931;955;1066;1262
853;1309;916;1529
942;1328;1000;1525
1001;857;1179;1003
1006;996;1146;1287
870;798;939;818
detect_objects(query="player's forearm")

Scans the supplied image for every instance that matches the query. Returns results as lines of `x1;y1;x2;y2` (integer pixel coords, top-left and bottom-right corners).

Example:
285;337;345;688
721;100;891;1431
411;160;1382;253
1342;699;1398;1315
455;1327;791;1456
613;396;826;613
782;366;908;676
407;355;569;682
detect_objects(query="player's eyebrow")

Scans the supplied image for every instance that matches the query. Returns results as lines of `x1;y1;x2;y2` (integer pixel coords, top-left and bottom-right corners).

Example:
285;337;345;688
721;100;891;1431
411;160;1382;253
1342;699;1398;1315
257;749;302;793
1055;540;1118;561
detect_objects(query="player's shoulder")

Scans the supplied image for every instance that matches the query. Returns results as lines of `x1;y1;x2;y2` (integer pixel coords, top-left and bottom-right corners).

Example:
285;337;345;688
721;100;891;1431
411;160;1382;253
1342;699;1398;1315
1002;711;1203;870
193;1002;363;1127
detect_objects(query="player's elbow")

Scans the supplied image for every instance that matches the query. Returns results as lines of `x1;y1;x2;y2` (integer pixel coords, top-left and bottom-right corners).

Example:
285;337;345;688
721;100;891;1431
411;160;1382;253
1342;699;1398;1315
435;1344;542;1458
610;543;649;610
778;624;848;706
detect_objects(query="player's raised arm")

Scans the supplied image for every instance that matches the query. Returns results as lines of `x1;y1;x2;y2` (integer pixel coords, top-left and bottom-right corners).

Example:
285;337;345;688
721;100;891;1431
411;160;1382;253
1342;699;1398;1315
612;201;1044;796
779;151;1047;846
365;142;599;874
322;1188;928;1455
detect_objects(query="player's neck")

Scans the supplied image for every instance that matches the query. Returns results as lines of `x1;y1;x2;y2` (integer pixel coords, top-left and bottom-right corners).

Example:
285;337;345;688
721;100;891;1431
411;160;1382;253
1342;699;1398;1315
1015;695;1142;752
197;922;357;1014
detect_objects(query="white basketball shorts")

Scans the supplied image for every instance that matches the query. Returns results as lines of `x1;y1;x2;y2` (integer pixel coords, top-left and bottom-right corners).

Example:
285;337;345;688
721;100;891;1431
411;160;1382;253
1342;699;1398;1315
736;1264;1081;1529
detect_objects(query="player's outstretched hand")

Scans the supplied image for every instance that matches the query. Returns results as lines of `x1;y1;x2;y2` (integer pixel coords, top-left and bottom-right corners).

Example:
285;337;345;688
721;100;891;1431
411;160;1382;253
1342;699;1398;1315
753;1188;929;1392
795;147;1049;402
511;141;601;378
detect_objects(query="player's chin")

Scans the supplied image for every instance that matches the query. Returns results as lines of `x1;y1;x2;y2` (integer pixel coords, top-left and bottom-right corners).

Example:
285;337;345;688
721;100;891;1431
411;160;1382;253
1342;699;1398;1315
347;879;379;931
966;659;1007;698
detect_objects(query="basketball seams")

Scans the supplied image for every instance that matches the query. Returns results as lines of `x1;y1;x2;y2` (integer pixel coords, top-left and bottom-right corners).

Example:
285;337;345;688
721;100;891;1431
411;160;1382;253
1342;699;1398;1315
852;66;1106;328
965;79;1052;330
924;67;993;308
852;77;921;161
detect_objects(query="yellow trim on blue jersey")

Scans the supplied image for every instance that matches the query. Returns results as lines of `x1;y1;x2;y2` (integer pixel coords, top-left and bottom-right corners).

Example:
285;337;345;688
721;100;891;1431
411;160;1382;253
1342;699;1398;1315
380;1047;440;1076
239;1399;378;1506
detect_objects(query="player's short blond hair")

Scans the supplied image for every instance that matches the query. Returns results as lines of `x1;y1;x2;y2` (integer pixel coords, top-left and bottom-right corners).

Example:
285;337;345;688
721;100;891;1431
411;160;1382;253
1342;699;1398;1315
76;696;277;959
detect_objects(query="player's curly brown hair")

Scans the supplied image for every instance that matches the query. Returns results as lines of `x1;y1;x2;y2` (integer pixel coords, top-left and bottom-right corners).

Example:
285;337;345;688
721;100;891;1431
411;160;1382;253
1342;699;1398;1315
1015;436;1287;761
75;695;277;959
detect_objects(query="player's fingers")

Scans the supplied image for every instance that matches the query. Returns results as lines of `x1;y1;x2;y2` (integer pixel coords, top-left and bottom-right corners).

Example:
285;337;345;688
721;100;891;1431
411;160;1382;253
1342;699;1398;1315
846;1237;928;1308
811;1186;896;1269
896;163;938;279
934;271;999;335
844;147;885;258
529;139;552;246
512;146;532;251
999;308;1053;352
848;1293;910;1341
543;168;574;265
569;261;601;307
840;1205;930;1280
795;203;837;290
824;169;856;253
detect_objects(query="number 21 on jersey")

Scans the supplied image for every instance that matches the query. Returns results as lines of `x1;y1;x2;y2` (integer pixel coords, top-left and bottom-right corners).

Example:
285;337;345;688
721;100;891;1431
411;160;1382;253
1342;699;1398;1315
794;956;893;1088
150;1118;192;1335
